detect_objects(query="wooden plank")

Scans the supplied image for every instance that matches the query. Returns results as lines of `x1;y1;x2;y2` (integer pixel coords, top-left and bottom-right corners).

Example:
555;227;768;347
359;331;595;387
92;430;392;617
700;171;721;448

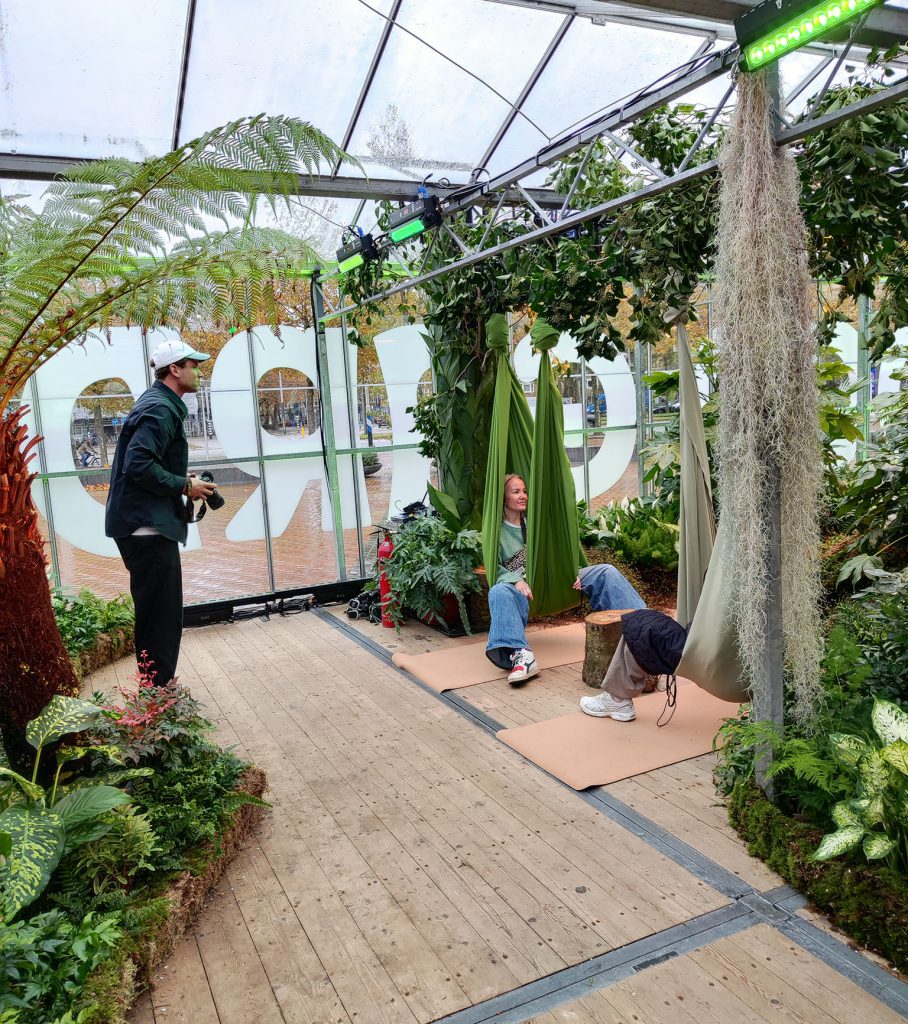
224;836;352;1024
126;989;157;1024
146;930;219;1024
192;878;286;1024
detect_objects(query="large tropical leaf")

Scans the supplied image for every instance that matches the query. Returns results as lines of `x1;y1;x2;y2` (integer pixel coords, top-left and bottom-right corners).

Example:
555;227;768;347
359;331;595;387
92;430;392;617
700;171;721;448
882;740;908;776
862;833;897;860
827;732;868;769
52;785;131;830
872;699;908;745
0;804;64;919
0;767;45;804
814;827;864;861
831;801;863;829
858;748;891;798
25;696;102;751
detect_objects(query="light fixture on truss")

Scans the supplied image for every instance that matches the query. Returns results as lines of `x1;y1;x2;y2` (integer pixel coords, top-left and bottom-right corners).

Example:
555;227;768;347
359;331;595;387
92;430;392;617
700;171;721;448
336;229;378;274
387;194;442;243
736;0;883;71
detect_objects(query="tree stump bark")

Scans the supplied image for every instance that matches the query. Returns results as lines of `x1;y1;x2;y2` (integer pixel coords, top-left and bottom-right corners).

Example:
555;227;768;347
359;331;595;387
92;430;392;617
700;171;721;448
582;611;628;688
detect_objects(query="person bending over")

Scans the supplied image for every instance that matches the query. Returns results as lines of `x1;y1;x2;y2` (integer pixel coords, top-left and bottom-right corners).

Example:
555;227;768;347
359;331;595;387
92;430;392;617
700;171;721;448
486;475;646;686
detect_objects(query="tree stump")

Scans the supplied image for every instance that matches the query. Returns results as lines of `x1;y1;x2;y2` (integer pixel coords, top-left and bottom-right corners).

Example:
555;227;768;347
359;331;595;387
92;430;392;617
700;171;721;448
582;611;627;688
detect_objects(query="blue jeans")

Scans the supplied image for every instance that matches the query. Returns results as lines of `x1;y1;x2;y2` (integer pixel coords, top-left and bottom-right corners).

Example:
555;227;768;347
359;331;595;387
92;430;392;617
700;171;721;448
485;564;645;668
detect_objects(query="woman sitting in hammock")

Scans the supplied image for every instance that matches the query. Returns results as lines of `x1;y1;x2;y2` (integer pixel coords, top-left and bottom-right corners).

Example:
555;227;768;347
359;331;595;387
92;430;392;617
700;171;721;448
486;474;646;685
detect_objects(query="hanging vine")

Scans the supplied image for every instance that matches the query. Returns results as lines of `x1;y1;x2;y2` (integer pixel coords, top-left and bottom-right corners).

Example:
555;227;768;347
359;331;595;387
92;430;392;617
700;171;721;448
713;71;824;725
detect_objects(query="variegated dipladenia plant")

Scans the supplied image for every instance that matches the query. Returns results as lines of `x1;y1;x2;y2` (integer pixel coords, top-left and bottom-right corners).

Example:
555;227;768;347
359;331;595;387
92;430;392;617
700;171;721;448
814;699;908;870
0;695;151;921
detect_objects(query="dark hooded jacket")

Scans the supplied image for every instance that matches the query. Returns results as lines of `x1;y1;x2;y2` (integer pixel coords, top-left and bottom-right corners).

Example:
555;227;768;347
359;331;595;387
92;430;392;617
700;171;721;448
621;609;688;676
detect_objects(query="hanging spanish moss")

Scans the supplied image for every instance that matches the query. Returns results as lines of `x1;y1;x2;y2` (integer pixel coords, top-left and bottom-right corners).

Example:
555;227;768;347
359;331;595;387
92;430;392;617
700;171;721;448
713;71;823;725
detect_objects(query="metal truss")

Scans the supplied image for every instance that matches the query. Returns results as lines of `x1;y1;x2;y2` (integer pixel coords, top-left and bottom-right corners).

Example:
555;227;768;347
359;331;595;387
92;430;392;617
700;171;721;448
323;53;907;320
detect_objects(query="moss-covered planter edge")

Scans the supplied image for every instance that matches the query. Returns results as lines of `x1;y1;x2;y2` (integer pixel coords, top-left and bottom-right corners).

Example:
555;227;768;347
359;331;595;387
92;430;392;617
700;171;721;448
78;765;268;1023
728;782;908;974
70;625;136;682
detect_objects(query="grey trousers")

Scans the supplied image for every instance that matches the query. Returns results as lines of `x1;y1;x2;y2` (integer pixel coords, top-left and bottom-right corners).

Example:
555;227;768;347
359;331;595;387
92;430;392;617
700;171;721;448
599;638;650;700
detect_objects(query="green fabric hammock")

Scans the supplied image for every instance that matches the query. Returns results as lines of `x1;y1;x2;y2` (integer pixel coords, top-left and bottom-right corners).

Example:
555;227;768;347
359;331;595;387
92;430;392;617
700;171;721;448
481;315;584;617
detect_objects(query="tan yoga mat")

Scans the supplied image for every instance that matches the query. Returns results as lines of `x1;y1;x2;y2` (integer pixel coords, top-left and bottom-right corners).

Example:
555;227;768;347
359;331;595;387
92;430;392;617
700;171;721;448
392;622;585;693
497;681;739;789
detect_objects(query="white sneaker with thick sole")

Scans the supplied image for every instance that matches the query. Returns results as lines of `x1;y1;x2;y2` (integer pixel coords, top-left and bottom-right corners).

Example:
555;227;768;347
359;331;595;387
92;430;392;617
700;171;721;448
579;691;636;721
508;648;539;685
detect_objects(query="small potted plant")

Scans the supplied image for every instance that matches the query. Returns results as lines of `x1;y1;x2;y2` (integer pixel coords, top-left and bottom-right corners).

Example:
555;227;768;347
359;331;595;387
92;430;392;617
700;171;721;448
382;514;482;634
361;450;382;476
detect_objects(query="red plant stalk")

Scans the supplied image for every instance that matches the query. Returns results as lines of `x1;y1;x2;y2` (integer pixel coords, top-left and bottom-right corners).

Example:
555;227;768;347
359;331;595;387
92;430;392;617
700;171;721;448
0;406;79;733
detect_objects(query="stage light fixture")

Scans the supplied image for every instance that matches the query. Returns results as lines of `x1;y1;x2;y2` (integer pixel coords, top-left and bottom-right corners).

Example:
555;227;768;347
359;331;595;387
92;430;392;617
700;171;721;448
387;195;442;243
336;232;378;275
736;0;883;71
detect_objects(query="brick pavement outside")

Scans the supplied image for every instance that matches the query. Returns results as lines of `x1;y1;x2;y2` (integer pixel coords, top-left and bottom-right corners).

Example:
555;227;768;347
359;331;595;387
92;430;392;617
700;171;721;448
43;455;639;605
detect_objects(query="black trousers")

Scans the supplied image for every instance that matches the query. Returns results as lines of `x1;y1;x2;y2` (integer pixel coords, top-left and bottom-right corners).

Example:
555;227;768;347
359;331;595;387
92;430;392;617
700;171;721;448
115;535;183;686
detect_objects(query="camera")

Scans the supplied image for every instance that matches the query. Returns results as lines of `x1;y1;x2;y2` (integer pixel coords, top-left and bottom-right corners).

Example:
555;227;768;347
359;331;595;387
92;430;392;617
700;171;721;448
199;471;225;510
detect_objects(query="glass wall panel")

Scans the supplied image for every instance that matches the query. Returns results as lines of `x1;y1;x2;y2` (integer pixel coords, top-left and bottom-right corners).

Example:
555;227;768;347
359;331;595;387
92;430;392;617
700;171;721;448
0;0;184;158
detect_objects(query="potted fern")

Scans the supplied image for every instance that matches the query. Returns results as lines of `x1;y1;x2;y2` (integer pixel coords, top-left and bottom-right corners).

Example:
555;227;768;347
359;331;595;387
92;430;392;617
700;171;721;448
382;514;483;635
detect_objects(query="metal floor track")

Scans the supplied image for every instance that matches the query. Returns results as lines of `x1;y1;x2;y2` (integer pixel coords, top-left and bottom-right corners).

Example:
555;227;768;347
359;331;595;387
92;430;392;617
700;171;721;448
316;608;908;1021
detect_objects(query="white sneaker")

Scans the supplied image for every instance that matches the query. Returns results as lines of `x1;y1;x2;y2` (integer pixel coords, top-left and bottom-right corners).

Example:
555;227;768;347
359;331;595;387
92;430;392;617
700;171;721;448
579;691;636;721
508;648;539;685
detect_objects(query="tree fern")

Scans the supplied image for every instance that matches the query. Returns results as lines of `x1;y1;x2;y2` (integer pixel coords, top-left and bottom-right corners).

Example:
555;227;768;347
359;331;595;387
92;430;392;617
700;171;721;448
0;114;351;735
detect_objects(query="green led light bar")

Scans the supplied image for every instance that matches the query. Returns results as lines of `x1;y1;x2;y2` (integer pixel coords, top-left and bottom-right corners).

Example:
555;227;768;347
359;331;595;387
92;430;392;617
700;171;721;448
386;195;441;244
388;217;428;243
738;0;883;71
337;251;365;274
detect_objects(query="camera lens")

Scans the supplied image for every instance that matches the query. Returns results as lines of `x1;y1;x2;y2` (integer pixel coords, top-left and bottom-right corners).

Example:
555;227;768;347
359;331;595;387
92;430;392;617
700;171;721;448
198;470;225;510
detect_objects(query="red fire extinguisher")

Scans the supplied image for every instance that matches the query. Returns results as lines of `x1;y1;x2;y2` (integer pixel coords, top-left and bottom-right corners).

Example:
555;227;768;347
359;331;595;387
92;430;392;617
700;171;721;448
378;530;395;628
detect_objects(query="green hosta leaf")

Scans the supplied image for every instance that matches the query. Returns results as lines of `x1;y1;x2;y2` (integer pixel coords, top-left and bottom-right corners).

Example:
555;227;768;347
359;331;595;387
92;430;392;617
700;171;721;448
52;785;131;829
25;696;103;751
0;767;45;804
0;804;64;919
882;740;908;776
862;833;897;861
872;699;908;745
831;801;863;829
814;827;864;861
859;748;890;798
828;733;869;769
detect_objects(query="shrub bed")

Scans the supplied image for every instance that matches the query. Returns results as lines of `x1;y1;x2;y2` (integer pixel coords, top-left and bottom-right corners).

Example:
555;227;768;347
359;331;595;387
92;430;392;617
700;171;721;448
52;590;136;681
0;676;267;1024
728;782;908;973
77;767;267;1023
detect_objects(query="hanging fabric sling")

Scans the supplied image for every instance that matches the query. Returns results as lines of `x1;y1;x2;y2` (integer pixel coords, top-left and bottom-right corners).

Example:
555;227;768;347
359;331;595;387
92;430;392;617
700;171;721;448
481;313;533;587
481;314;585;617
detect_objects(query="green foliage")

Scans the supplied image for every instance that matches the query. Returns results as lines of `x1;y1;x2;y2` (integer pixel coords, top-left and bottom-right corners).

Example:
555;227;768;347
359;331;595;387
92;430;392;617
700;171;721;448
0;115;352;400
797;49;908;361
0;697;134;922
835;382;908;561
51;591;134;657
129;749;252;870
728;783;908;973
383;514;483;633
90;675;216;769
583;498;679;572
68;808;158;896
0;909;121;1023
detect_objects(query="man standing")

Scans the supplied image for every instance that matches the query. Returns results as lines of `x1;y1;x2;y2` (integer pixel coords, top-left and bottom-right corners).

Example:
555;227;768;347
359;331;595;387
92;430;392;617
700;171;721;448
105;340;216;685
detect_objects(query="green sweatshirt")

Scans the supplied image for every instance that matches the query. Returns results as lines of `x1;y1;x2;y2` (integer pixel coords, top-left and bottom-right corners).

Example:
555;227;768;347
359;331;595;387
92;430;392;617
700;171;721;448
498;520;526;585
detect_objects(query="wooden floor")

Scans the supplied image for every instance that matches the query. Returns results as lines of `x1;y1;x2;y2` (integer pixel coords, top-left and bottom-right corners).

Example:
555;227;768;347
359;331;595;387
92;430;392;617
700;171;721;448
94;610;903;1024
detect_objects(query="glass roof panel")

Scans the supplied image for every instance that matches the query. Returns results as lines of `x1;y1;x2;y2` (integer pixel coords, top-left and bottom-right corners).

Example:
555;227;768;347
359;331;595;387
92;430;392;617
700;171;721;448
0;0;185;159
345;0;564;183
488;20;706;176
178;0;396;154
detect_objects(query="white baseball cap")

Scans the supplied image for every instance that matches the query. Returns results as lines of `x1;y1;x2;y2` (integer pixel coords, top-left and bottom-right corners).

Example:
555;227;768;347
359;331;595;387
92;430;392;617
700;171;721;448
149;339;211;370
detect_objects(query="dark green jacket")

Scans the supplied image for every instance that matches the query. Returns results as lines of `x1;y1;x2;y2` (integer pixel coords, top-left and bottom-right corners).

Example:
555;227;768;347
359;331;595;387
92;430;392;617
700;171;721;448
105;382;189;544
